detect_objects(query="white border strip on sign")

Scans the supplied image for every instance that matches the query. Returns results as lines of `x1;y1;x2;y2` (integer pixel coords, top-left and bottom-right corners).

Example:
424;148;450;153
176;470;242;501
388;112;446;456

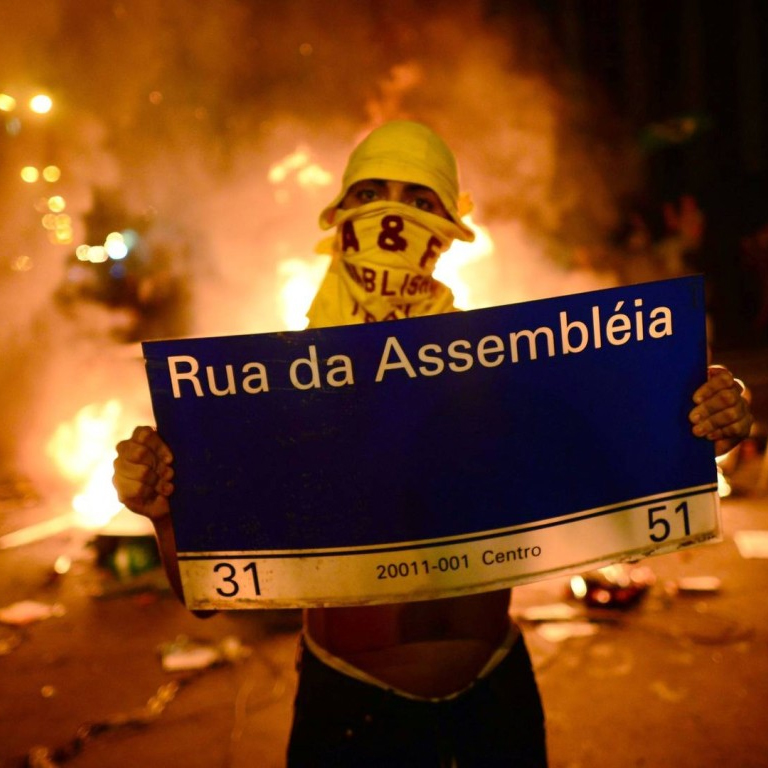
177;484;720;609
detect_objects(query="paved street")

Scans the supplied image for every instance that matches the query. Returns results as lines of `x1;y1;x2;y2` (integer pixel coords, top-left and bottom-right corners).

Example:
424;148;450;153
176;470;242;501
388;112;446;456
1;448;766;768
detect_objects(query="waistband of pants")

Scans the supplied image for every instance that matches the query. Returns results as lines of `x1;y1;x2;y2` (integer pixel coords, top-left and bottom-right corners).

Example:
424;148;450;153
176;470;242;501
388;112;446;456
300;620;521;703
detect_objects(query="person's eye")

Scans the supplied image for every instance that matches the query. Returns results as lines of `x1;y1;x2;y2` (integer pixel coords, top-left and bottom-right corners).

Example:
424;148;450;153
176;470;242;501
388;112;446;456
405;189;444;214
356;188;379;203
412;197;435;212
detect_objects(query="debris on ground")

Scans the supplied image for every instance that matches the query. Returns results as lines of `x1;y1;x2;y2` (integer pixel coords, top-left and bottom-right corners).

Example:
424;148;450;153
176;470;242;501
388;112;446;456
674;575;722;594
0;625;22;655
517;602;582;622
536;621;600;643
734;529;768;558
0;600;66;626
569;564;656;608
90;533;161;580
158;634;252;672
21;680;186;767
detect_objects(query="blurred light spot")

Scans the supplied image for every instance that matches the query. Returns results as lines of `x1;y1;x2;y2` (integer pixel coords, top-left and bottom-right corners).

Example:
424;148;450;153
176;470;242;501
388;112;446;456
570;575;587;599
0;93;17;111
11;255;33;272
21;166;39;183
30;94;53;114
76;245;91;261
105;232;128;260
48;196;66;212
149;90;163;105
297;164;333;188
88;246;108;263
43;165;61;182
122;229;139;250
107;242;128;259
54;555;71;575
42;213;57;229
299;42;313;56
6;117;21;136
110;262;127;278
268;147;311;183
54;230;73;244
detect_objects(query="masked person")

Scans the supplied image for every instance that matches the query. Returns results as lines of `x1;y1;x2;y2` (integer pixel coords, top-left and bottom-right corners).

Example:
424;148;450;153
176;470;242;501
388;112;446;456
113;120;754;768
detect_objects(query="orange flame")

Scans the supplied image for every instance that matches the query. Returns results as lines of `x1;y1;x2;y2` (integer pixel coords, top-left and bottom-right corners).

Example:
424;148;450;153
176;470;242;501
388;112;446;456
435;215;495;309
46;400;127;529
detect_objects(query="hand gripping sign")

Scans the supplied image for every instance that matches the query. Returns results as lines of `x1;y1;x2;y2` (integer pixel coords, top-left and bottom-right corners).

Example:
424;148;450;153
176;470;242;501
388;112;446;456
142;275;719;610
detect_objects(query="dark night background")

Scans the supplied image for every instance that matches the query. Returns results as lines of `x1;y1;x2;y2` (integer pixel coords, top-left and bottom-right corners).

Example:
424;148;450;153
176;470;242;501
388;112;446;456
499;0;768;350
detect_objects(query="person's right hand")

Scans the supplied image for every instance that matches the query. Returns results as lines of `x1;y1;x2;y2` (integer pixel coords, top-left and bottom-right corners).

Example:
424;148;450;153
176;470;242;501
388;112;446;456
113;426;174;520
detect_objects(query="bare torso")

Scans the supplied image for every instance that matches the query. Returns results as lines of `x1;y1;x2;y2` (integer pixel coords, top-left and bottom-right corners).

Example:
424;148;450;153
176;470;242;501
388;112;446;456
305;588;512;697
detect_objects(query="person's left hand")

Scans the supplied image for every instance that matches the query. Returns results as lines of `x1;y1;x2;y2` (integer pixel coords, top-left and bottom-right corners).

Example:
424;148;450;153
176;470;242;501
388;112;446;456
689;366;753;456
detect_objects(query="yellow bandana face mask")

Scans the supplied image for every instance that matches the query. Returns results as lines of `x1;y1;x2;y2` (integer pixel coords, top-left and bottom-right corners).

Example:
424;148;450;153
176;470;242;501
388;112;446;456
307;201;466;327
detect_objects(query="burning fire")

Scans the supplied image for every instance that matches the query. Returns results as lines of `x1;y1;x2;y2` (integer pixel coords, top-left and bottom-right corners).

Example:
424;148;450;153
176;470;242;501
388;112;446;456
434;215;495;309
46;399;128;529
277;256;331;330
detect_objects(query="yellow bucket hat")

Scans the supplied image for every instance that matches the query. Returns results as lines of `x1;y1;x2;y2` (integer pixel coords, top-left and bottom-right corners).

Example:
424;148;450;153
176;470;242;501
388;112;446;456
319;120;475;242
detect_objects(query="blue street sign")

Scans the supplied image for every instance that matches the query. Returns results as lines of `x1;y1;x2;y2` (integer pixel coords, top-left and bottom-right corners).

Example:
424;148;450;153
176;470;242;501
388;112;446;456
143;275;718;608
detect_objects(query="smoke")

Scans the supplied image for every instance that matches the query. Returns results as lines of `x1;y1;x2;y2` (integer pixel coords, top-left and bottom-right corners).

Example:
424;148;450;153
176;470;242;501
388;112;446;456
0;0;639;492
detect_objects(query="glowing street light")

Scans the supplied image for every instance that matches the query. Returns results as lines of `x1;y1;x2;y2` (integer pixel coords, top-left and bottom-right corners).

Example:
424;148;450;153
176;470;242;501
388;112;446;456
104;232;128;260
47;196;66;213
0;93;17;112
21;166;40;183
43;165;61;182
29;94;53;114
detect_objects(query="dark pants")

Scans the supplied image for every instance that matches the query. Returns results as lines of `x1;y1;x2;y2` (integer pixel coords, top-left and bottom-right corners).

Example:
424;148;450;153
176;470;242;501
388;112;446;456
287;635;547;767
